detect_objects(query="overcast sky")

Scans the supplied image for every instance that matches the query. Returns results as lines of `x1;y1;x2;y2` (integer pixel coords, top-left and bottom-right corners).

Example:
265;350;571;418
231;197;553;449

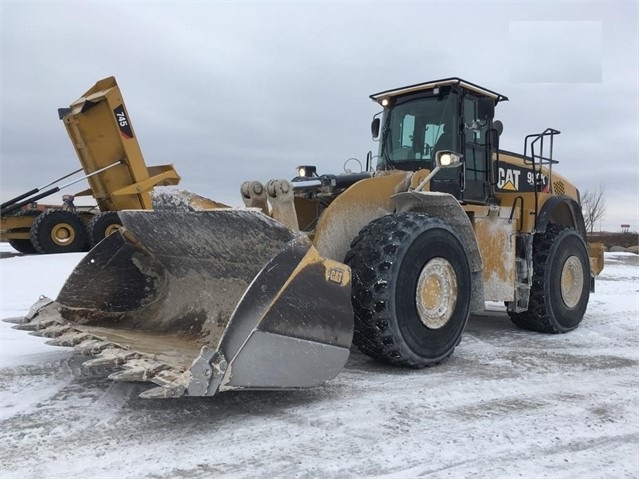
1;1;637;231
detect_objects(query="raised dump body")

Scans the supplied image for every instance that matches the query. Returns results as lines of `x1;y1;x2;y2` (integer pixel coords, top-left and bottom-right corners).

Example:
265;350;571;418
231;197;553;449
58;76;179;211
1;77;180;253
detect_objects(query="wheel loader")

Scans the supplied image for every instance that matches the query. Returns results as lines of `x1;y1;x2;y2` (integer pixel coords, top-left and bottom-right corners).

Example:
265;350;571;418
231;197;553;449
5;77;605;399
0;77;180;254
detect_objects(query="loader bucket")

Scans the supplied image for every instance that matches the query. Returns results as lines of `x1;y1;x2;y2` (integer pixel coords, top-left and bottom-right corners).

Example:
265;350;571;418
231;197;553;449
10;210;353;398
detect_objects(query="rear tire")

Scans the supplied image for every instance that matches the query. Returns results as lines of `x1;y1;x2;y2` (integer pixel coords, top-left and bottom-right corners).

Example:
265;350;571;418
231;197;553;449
87;211;122;248
345;213;472;367
30;210;87;254
8;238;38;254
508;224;590;333
6;209;40;254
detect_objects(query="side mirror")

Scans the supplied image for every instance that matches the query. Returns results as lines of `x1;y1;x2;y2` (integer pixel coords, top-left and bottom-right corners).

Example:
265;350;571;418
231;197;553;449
477;97;495;121
371;118;380;139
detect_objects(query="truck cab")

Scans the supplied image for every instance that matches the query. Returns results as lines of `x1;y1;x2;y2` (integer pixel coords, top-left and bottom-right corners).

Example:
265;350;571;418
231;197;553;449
370;78;506;204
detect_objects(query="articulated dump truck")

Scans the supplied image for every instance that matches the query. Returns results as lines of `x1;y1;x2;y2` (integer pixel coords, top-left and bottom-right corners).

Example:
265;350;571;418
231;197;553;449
6;77;605;399
0;77;180;254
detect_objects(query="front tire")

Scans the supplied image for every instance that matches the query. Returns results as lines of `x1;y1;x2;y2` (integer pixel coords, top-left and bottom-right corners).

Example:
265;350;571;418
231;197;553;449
509;224;590;333
30;210;87;254
345;213;472;368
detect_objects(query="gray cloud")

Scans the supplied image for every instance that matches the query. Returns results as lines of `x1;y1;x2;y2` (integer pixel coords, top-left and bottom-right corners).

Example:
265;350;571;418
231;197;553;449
1;1;637;230
509;21;602;83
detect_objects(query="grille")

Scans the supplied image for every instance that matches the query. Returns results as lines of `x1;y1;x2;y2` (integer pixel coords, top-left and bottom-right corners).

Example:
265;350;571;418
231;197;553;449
554;181;565;195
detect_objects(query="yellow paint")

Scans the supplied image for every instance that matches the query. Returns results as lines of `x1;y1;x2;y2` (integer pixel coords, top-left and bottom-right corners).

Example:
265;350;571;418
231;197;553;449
265;243;351;311
420;276;441;309
470;206;517;301
494;152;581;234
501;180;517;191
313;171;411;261
61;77;180;212
50;222;75;245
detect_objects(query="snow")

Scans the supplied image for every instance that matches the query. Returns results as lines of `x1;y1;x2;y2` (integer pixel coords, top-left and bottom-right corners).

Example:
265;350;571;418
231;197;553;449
0;243;638;478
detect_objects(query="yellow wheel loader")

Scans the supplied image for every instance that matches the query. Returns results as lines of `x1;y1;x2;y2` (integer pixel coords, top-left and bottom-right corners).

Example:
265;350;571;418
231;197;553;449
6;78;604;399
0;77;180;254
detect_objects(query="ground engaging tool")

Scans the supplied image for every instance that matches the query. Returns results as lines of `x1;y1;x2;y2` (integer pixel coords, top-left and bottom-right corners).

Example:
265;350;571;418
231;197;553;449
5;77;605;399
0;77;180;254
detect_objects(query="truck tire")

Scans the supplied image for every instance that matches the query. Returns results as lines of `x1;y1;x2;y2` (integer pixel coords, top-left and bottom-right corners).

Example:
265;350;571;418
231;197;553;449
6;209;39;254
87;211;122;248
8;239;38;254
508;224;590;333
345;212;472;368
30;210;87;254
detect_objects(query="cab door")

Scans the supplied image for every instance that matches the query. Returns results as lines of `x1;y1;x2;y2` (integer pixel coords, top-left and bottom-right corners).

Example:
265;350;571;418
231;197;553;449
461;96;491;203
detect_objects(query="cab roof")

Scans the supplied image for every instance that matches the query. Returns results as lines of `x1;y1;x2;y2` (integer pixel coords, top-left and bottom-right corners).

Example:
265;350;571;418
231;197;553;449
370;77;508;105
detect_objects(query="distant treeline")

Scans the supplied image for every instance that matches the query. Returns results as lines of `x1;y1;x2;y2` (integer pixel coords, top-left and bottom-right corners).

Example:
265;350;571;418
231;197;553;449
588;232;639;249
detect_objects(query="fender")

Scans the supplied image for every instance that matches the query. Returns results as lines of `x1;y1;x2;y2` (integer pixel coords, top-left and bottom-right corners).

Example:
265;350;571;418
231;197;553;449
536;195;587;239
392;191;486;314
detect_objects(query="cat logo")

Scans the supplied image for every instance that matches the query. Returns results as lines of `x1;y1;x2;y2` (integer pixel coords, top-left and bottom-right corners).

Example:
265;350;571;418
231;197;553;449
327;268;345;285
497;167;521;191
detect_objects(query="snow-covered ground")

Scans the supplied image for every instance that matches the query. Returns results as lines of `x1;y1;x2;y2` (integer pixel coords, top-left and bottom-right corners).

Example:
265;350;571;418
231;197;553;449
0;243;637;479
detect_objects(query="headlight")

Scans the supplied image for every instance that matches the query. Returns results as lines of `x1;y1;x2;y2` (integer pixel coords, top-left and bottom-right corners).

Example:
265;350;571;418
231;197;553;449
440;154;453;166
435;151;462;168
296;165;317;178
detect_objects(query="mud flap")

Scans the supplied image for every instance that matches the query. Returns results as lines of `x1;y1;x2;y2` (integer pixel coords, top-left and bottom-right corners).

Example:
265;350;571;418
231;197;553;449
7;209;353;398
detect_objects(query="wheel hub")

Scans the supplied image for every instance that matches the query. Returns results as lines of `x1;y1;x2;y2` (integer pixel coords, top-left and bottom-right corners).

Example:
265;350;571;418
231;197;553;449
51;223;75;246
104;223;121;237
415;257;458;329
560;255;584;308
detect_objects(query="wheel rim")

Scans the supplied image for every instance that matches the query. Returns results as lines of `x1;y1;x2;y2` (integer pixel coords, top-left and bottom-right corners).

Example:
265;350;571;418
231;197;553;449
560;255;584;308
104;223;121;237
50;223;76;246
415;257;458;329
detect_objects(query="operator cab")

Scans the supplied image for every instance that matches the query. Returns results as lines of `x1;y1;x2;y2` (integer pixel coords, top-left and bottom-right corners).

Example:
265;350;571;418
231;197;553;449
370;78;508;204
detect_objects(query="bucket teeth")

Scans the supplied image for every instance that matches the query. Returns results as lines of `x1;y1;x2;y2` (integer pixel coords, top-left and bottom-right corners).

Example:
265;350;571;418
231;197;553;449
15;316;64;332
139;385;186;399
3;316;26;325
46;332;93;347
75;339;117;355
108;358;168;382
31;324;72;338
13;322;40;332
150;368;186;387
82;349;139;368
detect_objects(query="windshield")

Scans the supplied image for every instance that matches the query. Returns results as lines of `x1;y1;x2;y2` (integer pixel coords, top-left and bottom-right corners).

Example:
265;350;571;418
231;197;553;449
378;93;457;170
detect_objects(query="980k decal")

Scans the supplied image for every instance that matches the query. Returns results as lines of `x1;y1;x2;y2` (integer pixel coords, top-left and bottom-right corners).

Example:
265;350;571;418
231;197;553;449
497;165;548;193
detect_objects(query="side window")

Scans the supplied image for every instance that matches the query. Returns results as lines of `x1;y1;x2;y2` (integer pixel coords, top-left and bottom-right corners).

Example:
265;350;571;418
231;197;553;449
464;99;479;143
400;115;415;148
463;97;489;181
425;125;443;148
